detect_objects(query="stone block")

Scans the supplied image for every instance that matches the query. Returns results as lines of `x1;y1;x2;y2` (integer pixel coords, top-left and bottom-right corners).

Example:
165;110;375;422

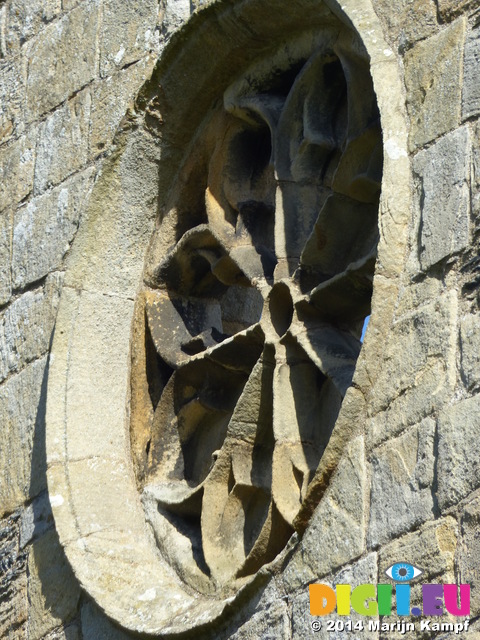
0;58;26;143
368;358;447;448
12;168;95;289
0;273;62;382
0;210;12;306
90;59;151;154
472;120;480;222
413;127;470;271
5;0;61;54
368;418;435;547
292;554;379;640
25;2;99;121
0;126;36;212
99;0;160;78
300;436;366;578
372;0;437;52
27;529;81;640
370;291;455;417
379;518;457;583
0;357;48;518
438;395;480;509
458;496;480;618
405;18;466;150
463;26;480;121
0;512;27;639
460;314;480;390
34;88;91;193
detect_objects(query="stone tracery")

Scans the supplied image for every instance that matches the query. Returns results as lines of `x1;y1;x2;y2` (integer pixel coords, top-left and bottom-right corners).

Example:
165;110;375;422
131;27;382;593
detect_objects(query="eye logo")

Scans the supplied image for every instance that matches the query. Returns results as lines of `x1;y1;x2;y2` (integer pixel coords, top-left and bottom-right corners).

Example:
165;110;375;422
385;562;423;582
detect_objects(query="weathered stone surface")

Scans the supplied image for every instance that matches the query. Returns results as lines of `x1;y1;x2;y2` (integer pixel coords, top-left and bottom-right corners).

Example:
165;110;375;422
299;437;366;578
368;418;435;547
0;210;12;306
368;358;446;447
460;314;480;390
370;291;455;420
228;601;291;640
0;58;26;143
472;120;480;223
292;554;379;640
25;2;99;121
372;0;438;51
0;126;36;212
20;490;54;549
0;273;62;382
34;88;91;194
458;495;480;618
0;512;27;639
43;624;81;640
90;59;152;154
27;529;81;640
99;0;160;77
405;18;466;150
5;0;61;54
81;601;132;640
12;168;95;289
379;518;457;583
413;127;470;270
438;395;480;509
160;0;191;43
0;356;48;517
437;0;478;20
463;26;480;120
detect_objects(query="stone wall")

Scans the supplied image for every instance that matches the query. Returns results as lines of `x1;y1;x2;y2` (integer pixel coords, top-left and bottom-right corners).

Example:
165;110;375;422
1;0;480;638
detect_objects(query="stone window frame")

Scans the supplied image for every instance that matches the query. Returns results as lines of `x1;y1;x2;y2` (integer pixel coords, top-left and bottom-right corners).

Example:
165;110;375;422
45;0;410;635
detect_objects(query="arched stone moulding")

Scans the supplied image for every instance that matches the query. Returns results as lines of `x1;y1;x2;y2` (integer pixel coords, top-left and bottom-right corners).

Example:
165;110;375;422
46;0;410;635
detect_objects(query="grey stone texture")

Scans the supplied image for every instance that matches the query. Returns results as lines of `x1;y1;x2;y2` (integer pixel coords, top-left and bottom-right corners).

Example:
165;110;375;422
4;0;61;55
405;18;466;150
369;291;455;442
372;0;438;51
0;210;12;305
27;529;81;640
34;88;91;194
0;356;49;517
12;168;95;289
25;1;99;121
0;512;27;639
458;495;480;618
460;313;480;390
295;437;367;580
0;274;62;382
414;127;471;271
0;125;36;212
90;58;152;153
437;394;480;509
368;418;435;546
463;26;480;121
0;57;26;142
99;0;161;77
292;554;379;640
